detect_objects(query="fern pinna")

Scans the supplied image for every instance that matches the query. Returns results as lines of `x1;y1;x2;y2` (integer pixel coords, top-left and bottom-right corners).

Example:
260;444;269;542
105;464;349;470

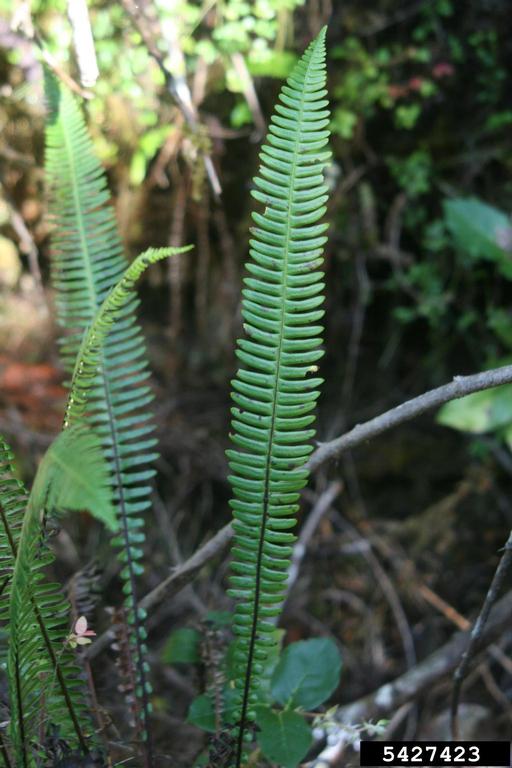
227;28;331;764
44;73;163;763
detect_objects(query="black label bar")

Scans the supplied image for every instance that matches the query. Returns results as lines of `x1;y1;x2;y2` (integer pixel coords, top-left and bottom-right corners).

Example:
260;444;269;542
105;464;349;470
360;741;510;767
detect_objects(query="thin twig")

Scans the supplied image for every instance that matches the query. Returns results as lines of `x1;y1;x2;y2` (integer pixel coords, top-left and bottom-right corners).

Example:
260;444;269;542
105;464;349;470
285;481;343;600
451;529;512;738
230;52;266;138
336;515;417;674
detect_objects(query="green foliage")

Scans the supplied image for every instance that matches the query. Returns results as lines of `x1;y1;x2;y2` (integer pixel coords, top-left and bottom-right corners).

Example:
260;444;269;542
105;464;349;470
443;197;512;276
184;635;342;767
387;150;432;198
29;428;116;530
437;383;512;450
5;427;113;767
0;439;26;645
255;707;312;768
226;27;330;761
162;628;201;664
270;637;342;710
63;246;190;431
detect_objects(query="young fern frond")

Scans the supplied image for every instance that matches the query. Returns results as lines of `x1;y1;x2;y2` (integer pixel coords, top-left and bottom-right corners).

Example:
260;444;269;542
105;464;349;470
44;73;179;760
64;247;190;431
227;28;330;763
4;428;114;768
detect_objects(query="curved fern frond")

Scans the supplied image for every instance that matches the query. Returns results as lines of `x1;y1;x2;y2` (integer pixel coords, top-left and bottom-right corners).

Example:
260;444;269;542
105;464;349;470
226;28;330;764
5;428;114;767
44;73;183;761
64;247;190;430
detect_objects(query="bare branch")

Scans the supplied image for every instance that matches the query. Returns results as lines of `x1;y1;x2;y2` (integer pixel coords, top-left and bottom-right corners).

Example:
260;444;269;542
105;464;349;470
307;364;512;472
87;365;512;660
451;529;512;737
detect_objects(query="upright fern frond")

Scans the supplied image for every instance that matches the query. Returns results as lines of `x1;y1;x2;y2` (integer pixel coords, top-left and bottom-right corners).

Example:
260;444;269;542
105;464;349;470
1;429;114;767
44;74;176;761
226;28;331;763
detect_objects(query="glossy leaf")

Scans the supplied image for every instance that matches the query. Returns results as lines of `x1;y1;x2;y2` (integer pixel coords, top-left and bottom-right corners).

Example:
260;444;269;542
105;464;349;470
444;197;512;277
437;384;512;434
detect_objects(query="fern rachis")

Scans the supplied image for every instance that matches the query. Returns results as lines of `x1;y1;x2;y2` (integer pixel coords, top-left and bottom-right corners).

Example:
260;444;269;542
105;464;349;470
227;28;331;764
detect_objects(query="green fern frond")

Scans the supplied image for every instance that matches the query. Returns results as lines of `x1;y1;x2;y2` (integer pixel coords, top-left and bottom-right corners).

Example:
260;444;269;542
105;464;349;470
0;437;98;765
64;247;191;431
3;428;113;767
44;73;179;760
226;28;331;763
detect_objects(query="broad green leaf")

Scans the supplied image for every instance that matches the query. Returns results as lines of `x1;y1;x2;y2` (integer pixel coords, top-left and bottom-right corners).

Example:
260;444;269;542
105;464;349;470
443;197;512;276
271;637;342;710
187;694;216;733
162;628;201;664
256;706;312;768
437;385;512;434
187;689;240;733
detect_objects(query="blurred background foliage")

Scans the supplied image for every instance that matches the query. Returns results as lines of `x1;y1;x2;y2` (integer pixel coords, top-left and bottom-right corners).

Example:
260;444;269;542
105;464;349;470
2;0;512;753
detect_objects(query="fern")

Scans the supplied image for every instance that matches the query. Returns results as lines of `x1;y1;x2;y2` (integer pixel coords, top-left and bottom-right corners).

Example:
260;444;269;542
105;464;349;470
63;247;190;431
0;439;99;765
226;28;331;764
2;428;114;768
44;73;174;761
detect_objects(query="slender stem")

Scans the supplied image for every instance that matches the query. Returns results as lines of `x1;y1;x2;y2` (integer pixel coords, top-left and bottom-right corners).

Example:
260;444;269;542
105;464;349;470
451;530;512;737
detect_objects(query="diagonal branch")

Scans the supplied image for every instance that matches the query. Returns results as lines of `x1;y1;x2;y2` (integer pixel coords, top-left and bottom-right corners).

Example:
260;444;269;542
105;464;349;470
87;364;512;660
307;364;512;472
85;523;234;661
